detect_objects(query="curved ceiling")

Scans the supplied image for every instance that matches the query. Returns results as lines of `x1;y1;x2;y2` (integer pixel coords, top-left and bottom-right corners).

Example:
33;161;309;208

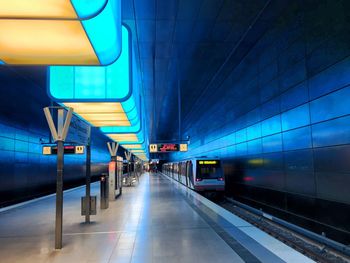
121;0;288;143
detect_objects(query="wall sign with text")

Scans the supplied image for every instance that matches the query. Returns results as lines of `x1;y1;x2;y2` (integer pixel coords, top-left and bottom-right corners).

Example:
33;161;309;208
149;143;188;153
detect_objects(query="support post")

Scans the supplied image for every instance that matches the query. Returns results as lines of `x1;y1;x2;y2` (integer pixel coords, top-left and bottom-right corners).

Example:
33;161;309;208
43;106;72;250
85;143;91;223
55;140;64;249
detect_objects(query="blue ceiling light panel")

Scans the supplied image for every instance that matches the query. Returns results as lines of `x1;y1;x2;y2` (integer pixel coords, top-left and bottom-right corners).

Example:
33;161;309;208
71;0;109;19
48;25;140;128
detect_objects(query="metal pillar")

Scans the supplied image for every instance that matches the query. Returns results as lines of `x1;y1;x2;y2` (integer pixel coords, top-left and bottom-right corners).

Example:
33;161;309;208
85;143;91;223
55;140;64;249
43;106;73;250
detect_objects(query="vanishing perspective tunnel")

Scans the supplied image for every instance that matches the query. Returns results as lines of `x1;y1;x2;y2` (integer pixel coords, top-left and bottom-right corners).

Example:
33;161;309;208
0;1;349;262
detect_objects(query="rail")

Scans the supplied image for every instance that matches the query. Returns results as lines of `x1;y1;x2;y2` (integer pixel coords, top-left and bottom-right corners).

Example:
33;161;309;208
225;197;350;260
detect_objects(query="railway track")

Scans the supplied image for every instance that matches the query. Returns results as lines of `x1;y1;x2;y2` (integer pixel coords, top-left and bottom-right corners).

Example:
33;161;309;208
217;198;350;263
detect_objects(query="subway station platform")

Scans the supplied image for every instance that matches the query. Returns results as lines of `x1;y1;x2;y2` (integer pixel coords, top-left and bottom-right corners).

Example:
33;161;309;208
0;173;314;263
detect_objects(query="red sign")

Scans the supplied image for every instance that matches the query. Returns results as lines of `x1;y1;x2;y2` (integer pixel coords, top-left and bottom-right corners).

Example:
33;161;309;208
159;144;179;152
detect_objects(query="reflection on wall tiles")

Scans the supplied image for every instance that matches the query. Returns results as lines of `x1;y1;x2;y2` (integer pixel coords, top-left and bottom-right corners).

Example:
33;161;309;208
259;60;278;85
236;129;247;144
173;2;350;208
261;96;280;119
263;152;284;170
262;134;282;153
284;149;314;172
312;115;350;147
310;86;350;123
283;126;312;151
0;120;110;205
261;115;281;136
316;172;350;204
279;59;306;92
247;139;262;155
14;140;29;152
0;124;16;139
285;171;315;196
260;79;279;103
0;137;15;151
278;39;305;73
313;145;350;173
247;123;261;140
308;56;350;100
236;142;247;156
281;81;308;111
281;104;310;131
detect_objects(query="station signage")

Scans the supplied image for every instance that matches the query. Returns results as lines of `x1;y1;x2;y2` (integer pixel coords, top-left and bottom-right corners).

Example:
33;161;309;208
65;115;91;146
42;145;85;155
149;143;188;153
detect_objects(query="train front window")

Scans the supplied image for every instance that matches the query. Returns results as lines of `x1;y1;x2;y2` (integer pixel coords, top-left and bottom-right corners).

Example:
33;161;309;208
196;160;222;179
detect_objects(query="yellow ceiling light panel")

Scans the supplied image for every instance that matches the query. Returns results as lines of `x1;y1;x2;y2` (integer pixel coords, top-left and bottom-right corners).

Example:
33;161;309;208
0;0;78;19
131;150;145;153
0;0;121;65
90;121;131;126
0;20;99;65
122;144;143;149
81;113;129;121
63;103;124;113
108;134;138;142
62;102;130;127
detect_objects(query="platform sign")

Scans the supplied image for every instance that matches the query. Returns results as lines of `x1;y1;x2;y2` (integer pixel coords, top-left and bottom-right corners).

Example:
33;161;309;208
149;143;188;153
180;144;188;152
65;114;91;145
42;145;85;155
149;144;157;153
43;146;52;155
159;144;178;152
75;145;85;154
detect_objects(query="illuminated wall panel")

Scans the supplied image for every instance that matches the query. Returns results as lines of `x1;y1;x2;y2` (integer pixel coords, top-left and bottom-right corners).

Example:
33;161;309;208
0;66;111;207
170;2;350;243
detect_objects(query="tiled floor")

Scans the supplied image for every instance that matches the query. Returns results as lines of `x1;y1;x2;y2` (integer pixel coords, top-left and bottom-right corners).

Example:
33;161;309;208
0;173;245;263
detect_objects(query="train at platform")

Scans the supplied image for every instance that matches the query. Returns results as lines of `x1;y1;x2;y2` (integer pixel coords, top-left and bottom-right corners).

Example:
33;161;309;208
162;158;225;192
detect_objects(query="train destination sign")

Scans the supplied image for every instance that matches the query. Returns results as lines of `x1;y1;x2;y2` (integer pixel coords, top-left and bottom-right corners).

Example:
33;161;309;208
149;143;188;153
197;160;220;167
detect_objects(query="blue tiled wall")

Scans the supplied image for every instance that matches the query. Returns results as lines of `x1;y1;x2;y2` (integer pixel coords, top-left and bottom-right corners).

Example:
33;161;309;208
172;1;350;241
0;67;111;206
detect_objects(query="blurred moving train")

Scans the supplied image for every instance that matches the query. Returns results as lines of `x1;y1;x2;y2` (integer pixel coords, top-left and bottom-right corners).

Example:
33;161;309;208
162;158;225;192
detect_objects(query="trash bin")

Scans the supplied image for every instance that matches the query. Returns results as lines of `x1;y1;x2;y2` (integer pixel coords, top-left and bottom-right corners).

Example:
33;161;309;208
100;173;109;209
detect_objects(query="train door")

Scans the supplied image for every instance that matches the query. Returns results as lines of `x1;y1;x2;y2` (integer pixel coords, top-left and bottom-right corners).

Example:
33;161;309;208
181;162;185;185
187;161;193;188
185;161;189;186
